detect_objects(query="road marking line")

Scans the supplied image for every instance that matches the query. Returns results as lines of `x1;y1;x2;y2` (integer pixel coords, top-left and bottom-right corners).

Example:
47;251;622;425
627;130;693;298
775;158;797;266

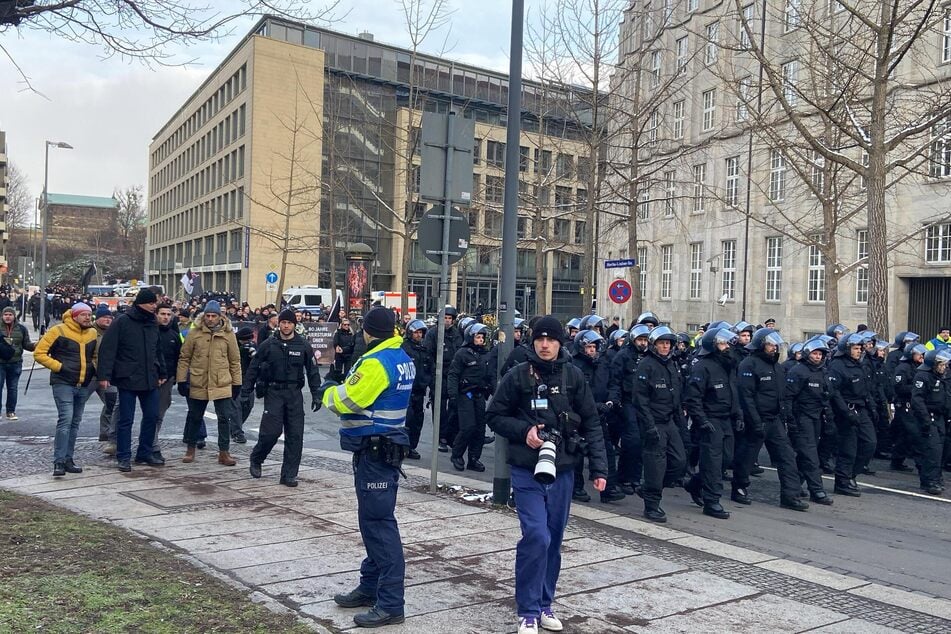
760;466;950;503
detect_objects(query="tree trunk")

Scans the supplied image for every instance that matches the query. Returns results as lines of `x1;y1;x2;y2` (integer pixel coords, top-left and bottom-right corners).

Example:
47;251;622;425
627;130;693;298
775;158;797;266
535;212;547;314
866;11;891;340
627;162;642;317
822;199;840;325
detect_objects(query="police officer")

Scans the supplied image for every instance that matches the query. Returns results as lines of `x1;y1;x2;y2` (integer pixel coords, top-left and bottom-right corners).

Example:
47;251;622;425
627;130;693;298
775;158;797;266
783;342;804;373
732;328;808;511
635;311;660;330
424;305;463;452
488;318;525;390
325;307;413;628
784;337;834;505
448;322;492;472
910;348;950;495
683;327;741;519
609;323;651;494
485;316;607;634
828;333;877;497
634;326;686;522
892;343;926;472
571;329;624;503
243;309;321;487
565;317;582;342
401;319;431;460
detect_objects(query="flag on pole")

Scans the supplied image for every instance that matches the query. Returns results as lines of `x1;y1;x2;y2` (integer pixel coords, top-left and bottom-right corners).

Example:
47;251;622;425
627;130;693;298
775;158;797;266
327;293;342;323
180;269;194;295
190;271;204;297
80;262;97;292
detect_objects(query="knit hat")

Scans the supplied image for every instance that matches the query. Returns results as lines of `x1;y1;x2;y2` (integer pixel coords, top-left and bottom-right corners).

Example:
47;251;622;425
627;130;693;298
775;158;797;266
278;309;297;324
133;288;158;305
1;306;15;317
204;300;221;315
531;315;564;343
363;306;395;339
236;326;255;340
95;304;112;320
71;302;92;319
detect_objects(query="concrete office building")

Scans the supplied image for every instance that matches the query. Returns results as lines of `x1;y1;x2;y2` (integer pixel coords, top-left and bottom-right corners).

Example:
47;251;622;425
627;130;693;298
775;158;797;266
147;16;592;314
601;1;951;338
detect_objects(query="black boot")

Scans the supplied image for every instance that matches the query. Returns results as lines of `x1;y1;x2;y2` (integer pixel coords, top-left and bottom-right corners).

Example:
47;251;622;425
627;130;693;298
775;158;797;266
572;488;591;503
643;503;667;523
450;457;465;471
780;497;810;511
353;606;405;628
702;503;730;519
834;479;860;497
731;487;751;505
467;460;486;472
750;463;764;476
600;486;625;503
407;449;421;460
333;587;375;608
63;458;83;474
52;462;66;477
249;462;262;479
810;491;834;505
890;461;912;472
684;477;703;507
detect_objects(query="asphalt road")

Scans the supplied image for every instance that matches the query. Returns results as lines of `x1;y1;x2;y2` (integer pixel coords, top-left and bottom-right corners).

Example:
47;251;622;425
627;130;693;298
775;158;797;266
6;353;951;601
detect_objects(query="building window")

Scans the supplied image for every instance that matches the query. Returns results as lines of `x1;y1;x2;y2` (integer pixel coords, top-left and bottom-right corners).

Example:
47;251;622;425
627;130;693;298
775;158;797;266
811;150;825;191
664;171;676;216
944;11;951;63
637;181;651;220
725;156;740;207
486;140;505;168
766;236;783;301
574;221;586;243
740;4;754;49
473;138;482;164
925;222;951;263
859;151;869;190
650;50;662;88
784;0;801;32
781;60;799;105
808;240;826;303
661;244;673;299
517;216;529;238
638;246;648;298
702;89;716;131
856;229;869;304
931;117;951;177
692;163;706;213
553;218;570;240
647;110;658;144
705;22;719;65
485;175;504;204
673;100;685;139
769;149;787;201
689;242;703;300
688;0;698;13
722;239;736;300
676;36;689;75
736;77;750;122
555;185;572;207
519;145;530;172
556;153;574;179
534;149;552;175
577;188;588;207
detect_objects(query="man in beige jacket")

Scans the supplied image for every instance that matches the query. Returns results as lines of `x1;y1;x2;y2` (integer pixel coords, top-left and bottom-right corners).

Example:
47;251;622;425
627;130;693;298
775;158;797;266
176;300;242;465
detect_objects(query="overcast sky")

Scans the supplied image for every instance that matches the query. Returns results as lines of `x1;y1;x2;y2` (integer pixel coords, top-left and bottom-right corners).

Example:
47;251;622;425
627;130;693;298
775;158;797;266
0;0;524;214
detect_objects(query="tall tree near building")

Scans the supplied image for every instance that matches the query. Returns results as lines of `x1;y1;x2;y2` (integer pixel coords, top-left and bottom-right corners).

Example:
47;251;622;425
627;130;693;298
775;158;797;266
114;185;147;275
735;0;951;338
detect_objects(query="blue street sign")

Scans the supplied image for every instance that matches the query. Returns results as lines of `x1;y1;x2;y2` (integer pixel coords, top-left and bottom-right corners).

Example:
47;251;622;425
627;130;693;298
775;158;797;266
604;258;637;269
265;272;279;284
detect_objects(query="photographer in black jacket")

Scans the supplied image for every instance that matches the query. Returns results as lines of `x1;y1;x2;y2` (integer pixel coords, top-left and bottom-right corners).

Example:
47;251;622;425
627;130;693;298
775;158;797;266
486;316;607;634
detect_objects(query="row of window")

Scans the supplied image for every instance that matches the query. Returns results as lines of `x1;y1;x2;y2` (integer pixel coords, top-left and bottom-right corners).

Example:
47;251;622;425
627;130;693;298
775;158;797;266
153;145;246;220
149;230;244;270
152;64;248;167
470;139;591;180
150;186;245;246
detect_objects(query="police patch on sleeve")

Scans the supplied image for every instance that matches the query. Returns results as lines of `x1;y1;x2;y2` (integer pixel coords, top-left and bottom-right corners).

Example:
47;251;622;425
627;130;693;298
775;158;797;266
349;372;364;386
915;380;924;388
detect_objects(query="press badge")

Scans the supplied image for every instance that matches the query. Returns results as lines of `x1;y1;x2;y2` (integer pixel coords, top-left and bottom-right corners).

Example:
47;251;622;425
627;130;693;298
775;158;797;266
531;399;549;410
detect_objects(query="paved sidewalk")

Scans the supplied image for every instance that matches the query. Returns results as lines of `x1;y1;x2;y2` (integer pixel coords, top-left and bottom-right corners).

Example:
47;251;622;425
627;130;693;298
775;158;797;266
2;437;950;633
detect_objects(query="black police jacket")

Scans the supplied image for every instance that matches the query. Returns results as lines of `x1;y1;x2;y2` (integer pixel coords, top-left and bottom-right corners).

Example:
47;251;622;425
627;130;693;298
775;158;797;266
423;324;463;387
828;355;872;417
737;352;786;426
571;352;611;405
242;332;320;398
401;338;433;393
96;306;167;391
447;344;491;398
892;360;918;405
486;348;608;478
684;352;740;426
885;348;903;377
634;351;684;429
911;369;950;421
785;360;831;420
500;340;532;376
867;355;889;406
608;344;647;404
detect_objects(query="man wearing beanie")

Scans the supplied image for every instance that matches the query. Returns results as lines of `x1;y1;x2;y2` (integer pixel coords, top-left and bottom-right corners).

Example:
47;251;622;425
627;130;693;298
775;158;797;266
323;306;413;628
97;288;167;472
242;307;320;486
0;305;35;420
486;315;608;634
90;305;119;455
177;300;242;466
34;302;98;477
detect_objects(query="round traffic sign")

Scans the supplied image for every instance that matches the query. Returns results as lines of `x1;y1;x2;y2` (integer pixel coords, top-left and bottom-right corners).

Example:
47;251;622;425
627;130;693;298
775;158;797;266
608;279;632;304
265;272;278;284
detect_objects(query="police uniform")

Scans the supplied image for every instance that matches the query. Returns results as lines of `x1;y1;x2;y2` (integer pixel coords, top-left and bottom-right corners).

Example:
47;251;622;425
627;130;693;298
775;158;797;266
324;307;413;627
571;339;622;502
892;349;923;471
401;322;432;454
448;326;492;470
910;351;950;494
485;316;607;630
784;345;833;503
244;312;320;485
827;335;877;495
608;334;648;492
423;313;463;448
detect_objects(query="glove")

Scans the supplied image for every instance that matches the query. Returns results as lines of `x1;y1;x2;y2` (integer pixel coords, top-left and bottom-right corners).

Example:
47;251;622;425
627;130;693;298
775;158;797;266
752;421;765;436
314;379;338;404
232;385;241;400
849;410;861;427
699;419;716;433
785;418;799;433
177;382;189;398
240;390;253;404
643;426;661;446
734;418;745;432
311;397;321;412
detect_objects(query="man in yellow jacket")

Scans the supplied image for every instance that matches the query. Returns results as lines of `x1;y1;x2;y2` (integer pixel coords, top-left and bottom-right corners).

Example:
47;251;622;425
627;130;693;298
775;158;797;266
176;301;242;465
33;303;98;477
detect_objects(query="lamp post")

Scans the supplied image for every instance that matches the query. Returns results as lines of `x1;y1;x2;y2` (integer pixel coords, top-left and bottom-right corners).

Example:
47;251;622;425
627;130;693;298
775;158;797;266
38;140;73;332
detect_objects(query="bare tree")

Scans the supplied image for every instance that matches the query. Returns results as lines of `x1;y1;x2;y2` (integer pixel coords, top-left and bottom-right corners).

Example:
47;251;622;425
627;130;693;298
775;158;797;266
3;161;33;233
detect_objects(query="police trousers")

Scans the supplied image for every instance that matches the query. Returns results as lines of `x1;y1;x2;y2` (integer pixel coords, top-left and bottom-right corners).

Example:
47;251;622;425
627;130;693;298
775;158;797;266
250;387;304;481
916;413;946;488
891;404;914;463
732;416;801;499
576;413;618;491
405;388;426;449
788;412;825;495
353;450;405;614
834;406;876;482
640;420;686;504
437;385;458;445
692;416;732;505
452;391;486;462
617;401;643;485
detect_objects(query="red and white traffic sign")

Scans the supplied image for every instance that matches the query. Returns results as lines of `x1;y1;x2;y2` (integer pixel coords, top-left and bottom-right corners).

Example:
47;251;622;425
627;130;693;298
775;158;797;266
608;279;632;304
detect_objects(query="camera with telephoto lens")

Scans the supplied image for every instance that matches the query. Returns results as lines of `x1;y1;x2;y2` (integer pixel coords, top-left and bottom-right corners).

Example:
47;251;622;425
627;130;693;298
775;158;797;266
533;428;564;484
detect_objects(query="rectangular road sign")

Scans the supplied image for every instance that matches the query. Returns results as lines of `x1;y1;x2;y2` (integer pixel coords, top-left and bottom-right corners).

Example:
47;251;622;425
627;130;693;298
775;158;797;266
604;258;637;269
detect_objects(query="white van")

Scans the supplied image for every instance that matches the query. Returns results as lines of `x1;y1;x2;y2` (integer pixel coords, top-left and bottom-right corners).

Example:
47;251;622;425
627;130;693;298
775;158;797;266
282;286;342;311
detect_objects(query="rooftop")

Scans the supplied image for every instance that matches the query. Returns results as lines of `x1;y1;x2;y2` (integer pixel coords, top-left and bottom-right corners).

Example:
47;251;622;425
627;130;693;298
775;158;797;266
46;193;118;209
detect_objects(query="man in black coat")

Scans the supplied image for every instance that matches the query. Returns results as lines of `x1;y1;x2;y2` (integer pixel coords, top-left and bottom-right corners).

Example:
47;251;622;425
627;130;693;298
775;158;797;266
155;303;183;460
331;318;356;381
96;288;167;472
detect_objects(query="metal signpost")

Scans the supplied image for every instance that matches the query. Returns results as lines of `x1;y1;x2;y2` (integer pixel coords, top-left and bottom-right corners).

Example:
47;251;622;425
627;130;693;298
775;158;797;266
419;110;474;492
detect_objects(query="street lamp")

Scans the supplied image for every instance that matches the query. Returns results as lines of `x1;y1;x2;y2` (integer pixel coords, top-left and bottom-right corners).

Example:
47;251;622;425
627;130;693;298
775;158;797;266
38;140;73;332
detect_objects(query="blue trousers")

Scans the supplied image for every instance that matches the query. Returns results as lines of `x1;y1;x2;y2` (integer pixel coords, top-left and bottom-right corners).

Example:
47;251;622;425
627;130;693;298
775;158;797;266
511;465;573;619
353;451;405;614
116;388;159;463
52;384;92;463
0;362;22;413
